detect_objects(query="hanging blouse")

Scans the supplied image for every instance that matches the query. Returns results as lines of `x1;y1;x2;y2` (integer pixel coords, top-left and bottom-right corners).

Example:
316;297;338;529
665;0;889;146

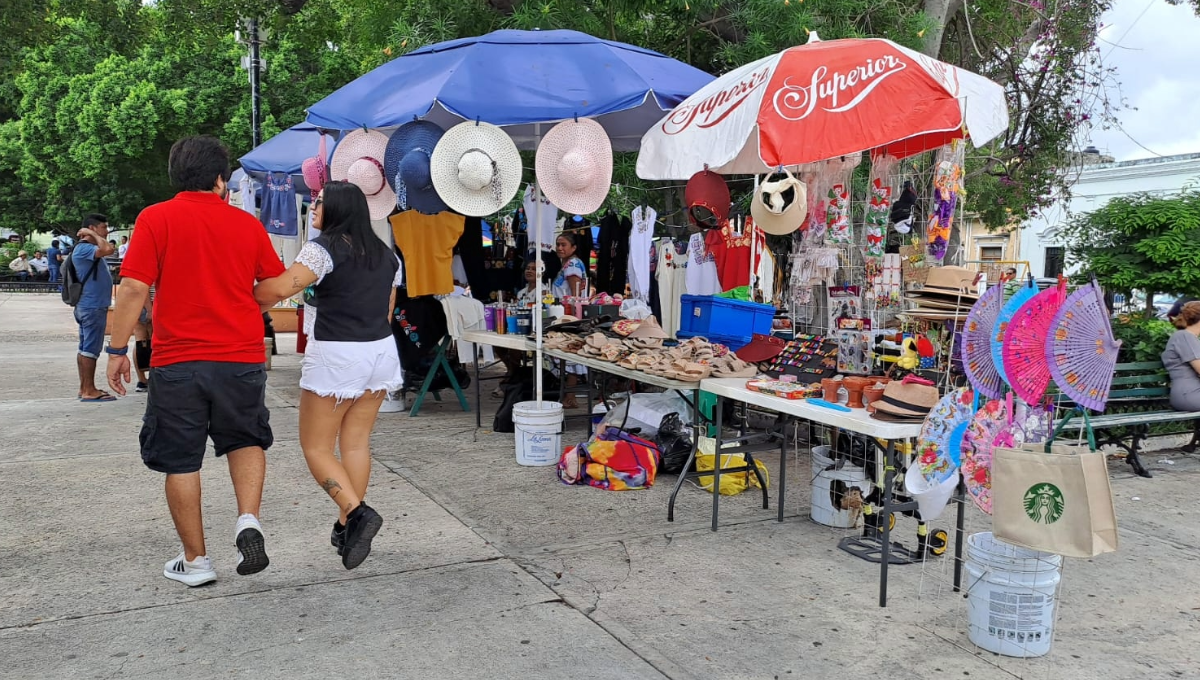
260;172;298;238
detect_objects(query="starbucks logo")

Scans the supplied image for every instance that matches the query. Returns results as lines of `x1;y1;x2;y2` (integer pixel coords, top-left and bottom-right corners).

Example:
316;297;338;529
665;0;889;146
1023;483;1065;524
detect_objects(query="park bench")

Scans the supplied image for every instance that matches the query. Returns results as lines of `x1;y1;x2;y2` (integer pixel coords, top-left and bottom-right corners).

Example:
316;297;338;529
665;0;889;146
1049;361;1200;478
0;271;56;293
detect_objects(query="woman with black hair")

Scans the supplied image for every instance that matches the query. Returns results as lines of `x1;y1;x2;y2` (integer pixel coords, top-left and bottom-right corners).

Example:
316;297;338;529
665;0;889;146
255;180;403;570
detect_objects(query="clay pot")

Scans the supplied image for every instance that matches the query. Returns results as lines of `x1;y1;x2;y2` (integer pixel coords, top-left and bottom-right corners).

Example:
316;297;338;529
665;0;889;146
863;387;886;413
821;377;842;402
843;376;875;409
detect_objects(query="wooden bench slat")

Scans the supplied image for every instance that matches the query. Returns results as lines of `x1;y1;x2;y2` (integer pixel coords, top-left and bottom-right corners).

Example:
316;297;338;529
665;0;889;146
1115;361;1169;371
1109;373;1168;385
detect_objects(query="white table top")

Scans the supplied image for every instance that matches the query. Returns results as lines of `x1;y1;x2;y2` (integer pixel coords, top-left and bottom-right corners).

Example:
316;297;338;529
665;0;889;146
699;378;923;440
543;348;702;391
460;330;535;352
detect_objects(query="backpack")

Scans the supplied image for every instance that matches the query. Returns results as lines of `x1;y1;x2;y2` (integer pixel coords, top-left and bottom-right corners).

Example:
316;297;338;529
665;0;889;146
557;429;661;491
61;247;100;307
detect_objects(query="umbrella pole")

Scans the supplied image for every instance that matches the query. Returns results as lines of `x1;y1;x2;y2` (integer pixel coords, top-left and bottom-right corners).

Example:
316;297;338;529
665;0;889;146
534;124;544;407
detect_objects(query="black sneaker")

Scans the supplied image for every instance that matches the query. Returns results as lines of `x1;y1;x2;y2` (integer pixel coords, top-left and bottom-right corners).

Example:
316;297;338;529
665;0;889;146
135;382;148;393
341;503;382;570
235;515;270;576
331;520;346;555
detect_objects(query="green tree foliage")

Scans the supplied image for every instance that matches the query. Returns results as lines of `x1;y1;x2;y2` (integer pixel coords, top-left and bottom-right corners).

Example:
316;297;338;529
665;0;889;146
0;0;1138;235
1060;190;1200;305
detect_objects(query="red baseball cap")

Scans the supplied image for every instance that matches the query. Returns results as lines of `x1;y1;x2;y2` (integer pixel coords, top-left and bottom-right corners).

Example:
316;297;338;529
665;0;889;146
685;169;731;229
735;333;787;363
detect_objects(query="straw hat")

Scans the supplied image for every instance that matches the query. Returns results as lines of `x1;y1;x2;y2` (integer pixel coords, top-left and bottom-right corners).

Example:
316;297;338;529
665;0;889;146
430;121;521;217
905;266;980;301
750;169;808;235
330;129;396;220
300;134;328;200
534;119;612;215
384;120;447;215
628;315;668;339
685;169;731;228
870;378;940;421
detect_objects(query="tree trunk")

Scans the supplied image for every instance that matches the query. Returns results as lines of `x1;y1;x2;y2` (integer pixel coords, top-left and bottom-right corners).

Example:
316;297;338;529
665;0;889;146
921;0;964;57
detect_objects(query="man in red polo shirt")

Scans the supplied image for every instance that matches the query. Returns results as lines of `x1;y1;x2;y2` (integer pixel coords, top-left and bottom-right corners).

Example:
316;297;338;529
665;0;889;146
106;136;286;587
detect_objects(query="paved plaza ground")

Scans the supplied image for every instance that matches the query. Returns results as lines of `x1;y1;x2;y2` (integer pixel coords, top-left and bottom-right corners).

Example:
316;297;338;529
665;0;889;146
1;292;1197;679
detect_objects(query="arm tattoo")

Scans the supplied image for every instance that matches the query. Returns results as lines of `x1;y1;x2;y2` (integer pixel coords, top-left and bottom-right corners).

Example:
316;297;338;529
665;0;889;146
291;275;303;291
320;478;343;499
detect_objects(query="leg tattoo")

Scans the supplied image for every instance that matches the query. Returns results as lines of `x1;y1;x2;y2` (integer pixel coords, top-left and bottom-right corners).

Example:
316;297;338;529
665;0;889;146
321;478;343;500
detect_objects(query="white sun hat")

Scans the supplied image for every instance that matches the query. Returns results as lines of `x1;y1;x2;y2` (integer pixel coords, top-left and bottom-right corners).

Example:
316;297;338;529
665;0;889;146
430;121;522;217
749;168;809;236
534;118;613;215
330;129;396;220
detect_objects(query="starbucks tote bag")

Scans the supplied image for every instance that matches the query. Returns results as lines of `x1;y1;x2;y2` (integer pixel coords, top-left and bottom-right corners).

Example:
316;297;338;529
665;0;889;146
992;442;1118;558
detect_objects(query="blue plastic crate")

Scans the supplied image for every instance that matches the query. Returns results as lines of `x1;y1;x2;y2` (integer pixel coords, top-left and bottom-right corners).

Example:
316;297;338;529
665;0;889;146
676;329;753;350
678;295;775;339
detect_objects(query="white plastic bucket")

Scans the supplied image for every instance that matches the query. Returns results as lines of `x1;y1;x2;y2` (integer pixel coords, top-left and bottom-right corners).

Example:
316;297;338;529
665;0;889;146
966;532;1063;658
513;401;564;466
810;445;873;528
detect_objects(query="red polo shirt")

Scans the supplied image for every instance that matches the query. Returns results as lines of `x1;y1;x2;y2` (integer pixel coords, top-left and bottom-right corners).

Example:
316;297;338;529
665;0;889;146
121;192;286;367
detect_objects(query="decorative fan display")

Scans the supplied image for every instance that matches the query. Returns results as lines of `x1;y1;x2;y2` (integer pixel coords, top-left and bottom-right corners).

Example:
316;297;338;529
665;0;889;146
961;283;1006;399
963;395;1055;515
961;398;1007;514
1045;280;1122;412
916;387;975;484
990;278;1039;389
1003;280;1068;405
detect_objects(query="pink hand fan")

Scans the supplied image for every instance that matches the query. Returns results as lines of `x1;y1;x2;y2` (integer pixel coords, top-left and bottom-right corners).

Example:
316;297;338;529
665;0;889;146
1003;279;1067;405
961;397;1009;514
1045;281;1122;412
960;282;1005;399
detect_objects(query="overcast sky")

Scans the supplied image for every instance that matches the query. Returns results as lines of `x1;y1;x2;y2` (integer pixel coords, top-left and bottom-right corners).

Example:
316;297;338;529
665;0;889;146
1088;0;1200;160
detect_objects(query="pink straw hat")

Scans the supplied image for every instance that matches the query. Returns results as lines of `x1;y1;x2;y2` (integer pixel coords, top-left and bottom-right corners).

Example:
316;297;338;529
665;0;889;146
534;118;613;215
330;129;396;220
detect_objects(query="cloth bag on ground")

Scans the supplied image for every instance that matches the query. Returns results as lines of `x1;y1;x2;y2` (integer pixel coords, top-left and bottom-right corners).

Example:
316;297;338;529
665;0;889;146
599;391;692;438
557;429;661;491
695;436;769;496
992;438;1118;558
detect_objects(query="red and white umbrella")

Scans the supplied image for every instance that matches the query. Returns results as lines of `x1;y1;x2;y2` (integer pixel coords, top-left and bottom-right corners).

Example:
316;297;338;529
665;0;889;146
636;33;1009;180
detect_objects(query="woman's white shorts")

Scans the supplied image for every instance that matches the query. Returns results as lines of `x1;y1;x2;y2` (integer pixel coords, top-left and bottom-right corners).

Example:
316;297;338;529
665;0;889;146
300;337;403;401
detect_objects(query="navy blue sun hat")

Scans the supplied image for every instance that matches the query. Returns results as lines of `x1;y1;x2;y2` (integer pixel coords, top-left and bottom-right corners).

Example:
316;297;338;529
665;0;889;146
384;120;447;215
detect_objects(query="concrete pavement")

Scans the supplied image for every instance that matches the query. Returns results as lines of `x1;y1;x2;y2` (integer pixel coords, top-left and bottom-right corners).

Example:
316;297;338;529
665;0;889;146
1;292;1197;679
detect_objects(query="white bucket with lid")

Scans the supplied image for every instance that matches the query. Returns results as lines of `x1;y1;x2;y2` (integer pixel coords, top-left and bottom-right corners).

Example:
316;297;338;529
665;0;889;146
810;445;873;528
965;532;1063;658
513;401;564;466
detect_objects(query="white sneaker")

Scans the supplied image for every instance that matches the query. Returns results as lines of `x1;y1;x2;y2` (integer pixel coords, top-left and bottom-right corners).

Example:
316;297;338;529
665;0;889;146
163;553;217;587
378;391;405;413
235;514;270;576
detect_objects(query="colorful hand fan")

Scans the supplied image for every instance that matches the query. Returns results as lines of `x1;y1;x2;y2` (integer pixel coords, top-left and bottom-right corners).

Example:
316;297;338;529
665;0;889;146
964;395;1055;515
961;283;1005;399
989;277;1038;389
961;397;1008;514
1045;280;1122;412
1003;280;1067;405
916;387;975;484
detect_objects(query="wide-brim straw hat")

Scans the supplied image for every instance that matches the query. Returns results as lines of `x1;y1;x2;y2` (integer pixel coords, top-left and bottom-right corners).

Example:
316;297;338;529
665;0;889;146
300;133;328;200
685;169;731;228
534;118;613;216
628;315;668;339
330;129;396;220
904;266;980;301
870;378;940;420
430;121;521;217
384;120;447;215
750;169;809;235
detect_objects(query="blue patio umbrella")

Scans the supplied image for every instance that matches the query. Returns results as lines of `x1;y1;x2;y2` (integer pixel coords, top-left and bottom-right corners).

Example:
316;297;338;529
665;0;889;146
238;123;337;196
305;29;713;151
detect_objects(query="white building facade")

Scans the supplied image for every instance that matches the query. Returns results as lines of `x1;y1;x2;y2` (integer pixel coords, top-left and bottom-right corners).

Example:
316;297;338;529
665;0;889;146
1018;152;1200;279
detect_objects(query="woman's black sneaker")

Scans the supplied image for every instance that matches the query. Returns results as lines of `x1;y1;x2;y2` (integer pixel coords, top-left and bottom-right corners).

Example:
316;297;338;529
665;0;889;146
341;503;382;570
331;521;346;555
